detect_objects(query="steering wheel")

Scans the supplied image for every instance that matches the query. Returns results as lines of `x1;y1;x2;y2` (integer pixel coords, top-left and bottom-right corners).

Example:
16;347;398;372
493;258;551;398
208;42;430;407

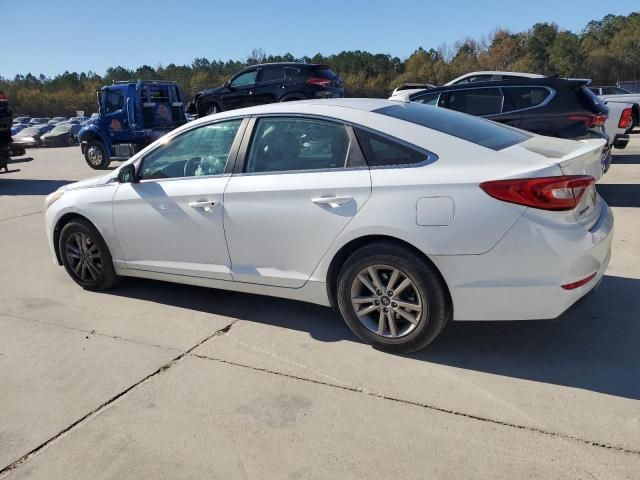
184;156;201;177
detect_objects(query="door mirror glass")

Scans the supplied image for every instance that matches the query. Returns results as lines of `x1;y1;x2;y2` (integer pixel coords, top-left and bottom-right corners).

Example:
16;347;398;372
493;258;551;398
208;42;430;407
118;163;137;183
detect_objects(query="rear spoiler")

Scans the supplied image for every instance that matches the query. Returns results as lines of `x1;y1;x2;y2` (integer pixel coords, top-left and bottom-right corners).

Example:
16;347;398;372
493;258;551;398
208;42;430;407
546;75;592;86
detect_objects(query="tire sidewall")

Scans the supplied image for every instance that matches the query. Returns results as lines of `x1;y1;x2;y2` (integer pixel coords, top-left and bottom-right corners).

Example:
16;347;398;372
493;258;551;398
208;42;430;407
59;220;113;290
84;141;109;170
337;246;448;353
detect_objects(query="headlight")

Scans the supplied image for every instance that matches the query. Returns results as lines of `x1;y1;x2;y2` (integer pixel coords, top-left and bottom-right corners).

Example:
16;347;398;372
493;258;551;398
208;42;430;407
44;190;64;209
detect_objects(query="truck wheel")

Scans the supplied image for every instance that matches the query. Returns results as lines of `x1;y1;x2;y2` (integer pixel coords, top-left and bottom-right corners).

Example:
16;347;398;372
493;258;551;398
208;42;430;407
84;141;110;169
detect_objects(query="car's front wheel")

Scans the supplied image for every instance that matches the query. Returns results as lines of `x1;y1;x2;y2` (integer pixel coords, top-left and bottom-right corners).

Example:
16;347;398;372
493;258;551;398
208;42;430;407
84;141;110;169
336;242;451;353
59;219;120;291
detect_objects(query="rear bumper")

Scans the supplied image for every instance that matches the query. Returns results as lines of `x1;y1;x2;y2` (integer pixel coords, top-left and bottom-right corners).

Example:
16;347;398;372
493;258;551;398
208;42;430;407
613;134;629;149
436;198;614;321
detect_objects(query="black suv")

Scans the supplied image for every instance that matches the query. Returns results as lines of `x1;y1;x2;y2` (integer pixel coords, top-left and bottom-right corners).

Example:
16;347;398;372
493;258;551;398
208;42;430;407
402;78;609;140
187;63;344;117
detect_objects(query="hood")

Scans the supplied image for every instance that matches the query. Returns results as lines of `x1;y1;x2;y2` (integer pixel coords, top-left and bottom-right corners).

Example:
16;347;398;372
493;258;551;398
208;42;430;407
600;93;640;103
61;174;110;191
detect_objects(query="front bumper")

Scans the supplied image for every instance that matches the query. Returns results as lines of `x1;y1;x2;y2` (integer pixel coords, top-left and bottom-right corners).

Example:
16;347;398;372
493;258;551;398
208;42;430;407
436;197;614;321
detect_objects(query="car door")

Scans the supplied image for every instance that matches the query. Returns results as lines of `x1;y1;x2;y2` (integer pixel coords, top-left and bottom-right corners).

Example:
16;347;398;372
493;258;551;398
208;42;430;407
251;65;285;105
501;86;556;132
223;115;371;288
100;87;130;145
222;69;259;111
112;118;247;279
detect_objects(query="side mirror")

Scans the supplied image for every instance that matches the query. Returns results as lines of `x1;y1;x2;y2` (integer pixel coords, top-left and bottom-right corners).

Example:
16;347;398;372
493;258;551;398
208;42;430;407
118;163;137;183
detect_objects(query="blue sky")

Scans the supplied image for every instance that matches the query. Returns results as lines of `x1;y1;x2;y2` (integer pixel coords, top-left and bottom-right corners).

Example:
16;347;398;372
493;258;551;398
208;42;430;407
2;0;637;78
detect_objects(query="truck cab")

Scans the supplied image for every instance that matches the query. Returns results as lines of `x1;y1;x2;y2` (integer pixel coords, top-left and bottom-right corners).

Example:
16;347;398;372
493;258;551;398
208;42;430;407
79;81;186;169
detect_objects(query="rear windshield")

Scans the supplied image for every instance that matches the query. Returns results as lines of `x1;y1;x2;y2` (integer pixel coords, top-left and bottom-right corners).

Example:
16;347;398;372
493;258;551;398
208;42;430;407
374;103;530;150
312;66;339;79
577;86;608;114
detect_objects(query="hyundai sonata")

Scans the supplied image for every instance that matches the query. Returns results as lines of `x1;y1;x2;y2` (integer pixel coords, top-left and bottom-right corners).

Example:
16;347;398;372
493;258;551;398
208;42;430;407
44;99;613;352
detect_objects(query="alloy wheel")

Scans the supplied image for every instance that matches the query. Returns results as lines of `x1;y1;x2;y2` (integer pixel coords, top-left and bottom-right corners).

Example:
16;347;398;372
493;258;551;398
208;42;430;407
87;146;103;166
65;232;102;282
350;264;424;338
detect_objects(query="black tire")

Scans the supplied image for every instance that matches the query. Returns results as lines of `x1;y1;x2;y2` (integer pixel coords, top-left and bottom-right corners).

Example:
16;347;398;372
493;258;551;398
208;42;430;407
336;241;451;353
67;134;75;146
59;219;121;291
205;103;221;115
84;140;110;169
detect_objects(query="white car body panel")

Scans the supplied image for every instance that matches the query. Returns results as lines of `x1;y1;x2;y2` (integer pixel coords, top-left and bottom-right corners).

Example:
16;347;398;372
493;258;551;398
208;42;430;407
602;100;633;147
45;99;613;322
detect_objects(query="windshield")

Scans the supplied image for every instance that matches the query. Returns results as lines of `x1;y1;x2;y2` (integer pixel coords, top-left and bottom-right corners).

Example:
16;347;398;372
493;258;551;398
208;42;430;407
50;125;71;134
18;127;40;135
374;103;531;150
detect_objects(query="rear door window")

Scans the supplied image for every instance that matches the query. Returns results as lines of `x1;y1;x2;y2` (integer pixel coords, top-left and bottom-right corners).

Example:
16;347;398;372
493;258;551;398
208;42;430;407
445;88;503;116
502;87;552;112
245;117;351;173
259;66;284;83
454;74;493;84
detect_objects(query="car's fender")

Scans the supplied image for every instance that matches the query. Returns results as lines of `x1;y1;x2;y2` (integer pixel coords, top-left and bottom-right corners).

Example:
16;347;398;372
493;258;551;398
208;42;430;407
78;124;112;154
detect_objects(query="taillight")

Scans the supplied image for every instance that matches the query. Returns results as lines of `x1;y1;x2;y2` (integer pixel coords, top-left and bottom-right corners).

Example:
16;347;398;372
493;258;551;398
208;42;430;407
568;114;607;128
0;92;6;100
480;176;596;211
306;77;332;87
619;107;633;129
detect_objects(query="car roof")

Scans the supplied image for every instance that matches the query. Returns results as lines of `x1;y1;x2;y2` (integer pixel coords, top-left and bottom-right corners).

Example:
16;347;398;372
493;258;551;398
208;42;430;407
244;62;326;69
445;71;544;84
405;77;588;97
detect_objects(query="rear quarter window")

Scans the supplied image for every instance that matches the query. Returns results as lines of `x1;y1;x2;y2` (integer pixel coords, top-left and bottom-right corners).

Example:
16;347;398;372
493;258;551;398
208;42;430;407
375;103;530;151
502;86;552;111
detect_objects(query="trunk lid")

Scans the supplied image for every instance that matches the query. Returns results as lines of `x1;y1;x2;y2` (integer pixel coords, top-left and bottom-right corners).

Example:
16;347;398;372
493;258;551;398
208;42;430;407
510;135;607;229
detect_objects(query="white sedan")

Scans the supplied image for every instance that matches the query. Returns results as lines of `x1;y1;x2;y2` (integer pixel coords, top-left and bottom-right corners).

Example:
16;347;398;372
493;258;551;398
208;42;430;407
44;99;613;352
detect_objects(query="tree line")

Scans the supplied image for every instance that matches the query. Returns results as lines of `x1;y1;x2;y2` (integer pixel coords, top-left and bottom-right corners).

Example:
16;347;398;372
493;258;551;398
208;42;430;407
1;12;638;117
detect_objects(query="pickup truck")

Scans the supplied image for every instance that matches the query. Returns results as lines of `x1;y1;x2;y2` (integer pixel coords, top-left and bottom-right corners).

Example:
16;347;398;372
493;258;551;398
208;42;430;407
604;101;634;151
78;81;186;169
590;86;640;133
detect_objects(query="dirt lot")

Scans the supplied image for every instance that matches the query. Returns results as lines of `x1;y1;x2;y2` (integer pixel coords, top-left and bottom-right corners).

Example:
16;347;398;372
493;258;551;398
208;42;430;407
1;138;639;479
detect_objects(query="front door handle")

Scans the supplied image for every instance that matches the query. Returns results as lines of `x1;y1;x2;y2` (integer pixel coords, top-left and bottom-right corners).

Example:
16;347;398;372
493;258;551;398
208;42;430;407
189;200;219;211
311;196;353;208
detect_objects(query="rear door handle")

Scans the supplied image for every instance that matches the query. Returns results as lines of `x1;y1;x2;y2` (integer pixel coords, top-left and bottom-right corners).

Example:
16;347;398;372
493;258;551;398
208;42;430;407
189;200;219;210
311;196;353;208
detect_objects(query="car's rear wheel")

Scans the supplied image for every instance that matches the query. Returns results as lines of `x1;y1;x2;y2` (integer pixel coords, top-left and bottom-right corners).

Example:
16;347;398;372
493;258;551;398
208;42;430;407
336;242;451;353
59;219;120;291
84;141;110;169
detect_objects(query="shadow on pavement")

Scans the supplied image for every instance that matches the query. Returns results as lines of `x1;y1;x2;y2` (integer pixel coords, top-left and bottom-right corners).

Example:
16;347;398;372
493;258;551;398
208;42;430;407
8;157;34;164
612;154;640;165
0;178;75;195
597;184;640;207
107;274;639;400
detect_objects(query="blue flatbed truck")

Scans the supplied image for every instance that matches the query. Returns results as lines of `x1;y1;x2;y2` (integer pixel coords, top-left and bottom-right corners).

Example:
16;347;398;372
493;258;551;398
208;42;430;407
79;80;187;169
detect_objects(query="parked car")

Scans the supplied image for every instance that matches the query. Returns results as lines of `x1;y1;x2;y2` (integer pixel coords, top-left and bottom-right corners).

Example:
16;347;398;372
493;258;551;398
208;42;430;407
591;87;640;132
13;116;31;125
12;124;54;147
391;82;436;96
29;117;51;125
11;123;30;136
602;101;633;150
390;78;612;171
187;63;344;117
589;86;632;96
48;116;68;125
79;80;187;169
41;124;82;147
45;99;611;353
0;91;12;143
445;71;544;86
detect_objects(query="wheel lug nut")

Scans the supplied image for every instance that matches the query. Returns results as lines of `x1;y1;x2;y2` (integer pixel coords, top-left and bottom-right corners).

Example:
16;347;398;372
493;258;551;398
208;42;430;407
383;307;388;312
392;302;397;308
388;291;393;296
377;290;382;295
375;300;380;305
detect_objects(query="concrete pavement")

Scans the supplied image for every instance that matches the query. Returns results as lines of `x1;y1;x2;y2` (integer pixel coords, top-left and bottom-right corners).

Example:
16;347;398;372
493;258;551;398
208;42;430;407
1;140;639;478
